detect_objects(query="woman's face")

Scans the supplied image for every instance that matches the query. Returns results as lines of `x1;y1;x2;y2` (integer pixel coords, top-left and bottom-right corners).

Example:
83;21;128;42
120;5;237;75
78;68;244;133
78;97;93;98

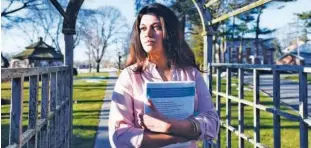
139;13;164;54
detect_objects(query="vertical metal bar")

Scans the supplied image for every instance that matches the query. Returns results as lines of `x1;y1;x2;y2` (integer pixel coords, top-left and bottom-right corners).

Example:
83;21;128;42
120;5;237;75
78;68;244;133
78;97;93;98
66;69;70;148
216;68;221;148
238;68;244;148
299;70;308;148
191;1;216;147
226;67;232;148
253;69;260;147
28;75;38;148
49;72;56;148
208;35;213;96
207;33;213;148
203;35;213;94
64;69;68;148
41;74;49;148
202;26;213;148
10;77;24;147
64;35;74;147
56;71;62;148
203;35;208;148
273;70;281;148
61;71;66;147
59;71;63;147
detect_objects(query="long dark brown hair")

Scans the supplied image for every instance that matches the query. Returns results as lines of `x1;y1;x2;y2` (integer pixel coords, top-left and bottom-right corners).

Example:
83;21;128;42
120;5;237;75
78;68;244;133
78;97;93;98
126;3;201;73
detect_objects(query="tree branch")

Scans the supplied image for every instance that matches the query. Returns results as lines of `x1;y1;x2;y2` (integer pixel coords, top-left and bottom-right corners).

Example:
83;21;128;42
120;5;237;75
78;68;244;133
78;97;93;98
1;0;40;17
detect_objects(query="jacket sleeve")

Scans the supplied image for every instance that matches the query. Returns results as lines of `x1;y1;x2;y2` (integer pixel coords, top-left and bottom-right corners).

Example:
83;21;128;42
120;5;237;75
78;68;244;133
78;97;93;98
108;69;144;148
193;69;220;140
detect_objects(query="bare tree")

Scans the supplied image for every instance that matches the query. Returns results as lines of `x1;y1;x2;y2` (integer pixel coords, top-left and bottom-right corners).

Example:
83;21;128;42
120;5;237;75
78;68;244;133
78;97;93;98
1;0;44;28
29;0;80;52
2;0;84;52
81;6;128;72
85;50;92;72
114;51;122;71
113;32;131;70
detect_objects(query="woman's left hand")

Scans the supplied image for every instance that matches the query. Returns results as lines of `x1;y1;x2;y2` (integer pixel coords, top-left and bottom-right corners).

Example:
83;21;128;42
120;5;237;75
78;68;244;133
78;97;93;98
142;100;172;133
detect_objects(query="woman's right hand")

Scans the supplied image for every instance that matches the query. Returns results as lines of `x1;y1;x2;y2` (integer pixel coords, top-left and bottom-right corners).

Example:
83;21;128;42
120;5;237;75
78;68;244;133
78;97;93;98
141;100;172;133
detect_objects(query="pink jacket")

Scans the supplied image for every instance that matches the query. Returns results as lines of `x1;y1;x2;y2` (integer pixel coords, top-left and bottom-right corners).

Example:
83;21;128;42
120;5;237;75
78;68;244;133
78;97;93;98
108;62;219;148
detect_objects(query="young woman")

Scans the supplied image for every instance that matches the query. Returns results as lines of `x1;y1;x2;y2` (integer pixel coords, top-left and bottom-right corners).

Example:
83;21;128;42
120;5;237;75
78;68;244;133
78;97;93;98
108;3;219;148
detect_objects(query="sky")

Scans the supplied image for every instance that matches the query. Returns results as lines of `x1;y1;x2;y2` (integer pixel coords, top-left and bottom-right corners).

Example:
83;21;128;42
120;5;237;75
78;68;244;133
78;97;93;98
1;0;311;62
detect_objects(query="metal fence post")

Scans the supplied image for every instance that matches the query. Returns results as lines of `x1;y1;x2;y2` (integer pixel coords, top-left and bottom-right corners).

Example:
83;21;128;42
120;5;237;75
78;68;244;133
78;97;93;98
10;77;24;147
299;69;308;148
253;69;260;147
226;67;232;148
238;68;244;148
28;75;38;148
273;69;281;148
216;68;221;147
49;72;57;148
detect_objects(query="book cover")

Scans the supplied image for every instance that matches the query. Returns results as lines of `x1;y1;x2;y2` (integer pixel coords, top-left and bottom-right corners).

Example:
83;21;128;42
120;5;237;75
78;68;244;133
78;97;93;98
144;81;195;148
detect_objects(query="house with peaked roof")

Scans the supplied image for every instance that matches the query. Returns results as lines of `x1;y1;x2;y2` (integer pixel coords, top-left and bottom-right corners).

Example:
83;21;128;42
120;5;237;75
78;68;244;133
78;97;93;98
11;37;63;68
277;43;311;66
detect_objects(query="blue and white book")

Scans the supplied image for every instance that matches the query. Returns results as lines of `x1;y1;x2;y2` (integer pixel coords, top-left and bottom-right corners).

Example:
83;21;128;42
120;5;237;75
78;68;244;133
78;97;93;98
144;81;195;148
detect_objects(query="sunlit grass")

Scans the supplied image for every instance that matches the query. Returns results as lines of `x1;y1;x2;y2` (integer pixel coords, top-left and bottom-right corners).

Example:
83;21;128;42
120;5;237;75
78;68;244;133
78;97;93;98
75;72;109;78
283;74;311;83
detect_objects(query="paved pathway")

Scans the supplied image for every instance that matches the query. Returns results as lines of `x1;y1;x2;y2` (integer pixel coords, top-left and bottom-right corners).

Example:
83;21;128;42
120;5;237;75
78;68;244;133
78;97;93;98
94;71;117;148
245;74;311;115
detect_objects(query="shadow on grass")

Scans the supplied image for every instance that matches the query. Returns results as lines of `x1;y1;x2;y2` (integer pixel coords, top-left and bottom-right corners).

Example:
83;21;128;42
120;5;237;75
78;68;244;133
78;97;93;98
72;124;109;148
2;124;105;148
1;112;29;120
72;132;96;148
1;124;28;148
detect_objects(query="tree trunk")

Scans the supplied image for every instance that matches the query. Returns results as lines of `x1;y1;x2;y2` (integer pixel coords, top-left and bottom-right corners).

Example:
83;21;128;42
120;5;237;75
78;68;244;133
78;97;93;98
232;16;235;40
88;54;92;72
222;36;227;63
220;36;224;63
213;36;216;63
255;7;263;58
88;64;91;73
239;37;243;63
228;17;236;63
96;62;100;73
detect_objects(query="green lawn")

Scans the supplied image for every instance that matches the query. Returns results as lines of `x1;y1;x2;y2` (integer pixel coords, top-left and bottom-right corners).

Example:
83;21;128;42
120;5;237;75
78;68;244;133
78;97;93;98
208;76;311;148
283;74;311;83
75;72;110;78
71;80;107;148
1;75;108;148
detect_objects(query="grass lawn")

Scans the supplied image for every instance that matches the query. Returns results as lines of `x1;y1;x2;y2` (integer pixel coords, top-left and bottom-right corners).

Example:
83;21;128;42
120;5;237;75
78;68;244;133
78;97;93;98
208;76;311;148
1;74;108;148
75;72;110;78
283;74;311;83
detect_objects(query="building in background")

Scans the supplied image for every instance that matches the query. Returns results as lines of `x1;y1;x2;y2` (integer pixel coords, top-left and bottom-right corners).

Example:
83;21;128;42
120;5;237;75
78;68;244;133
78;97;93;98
224;38;275;64
11;37;63;68
277;42;311;65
